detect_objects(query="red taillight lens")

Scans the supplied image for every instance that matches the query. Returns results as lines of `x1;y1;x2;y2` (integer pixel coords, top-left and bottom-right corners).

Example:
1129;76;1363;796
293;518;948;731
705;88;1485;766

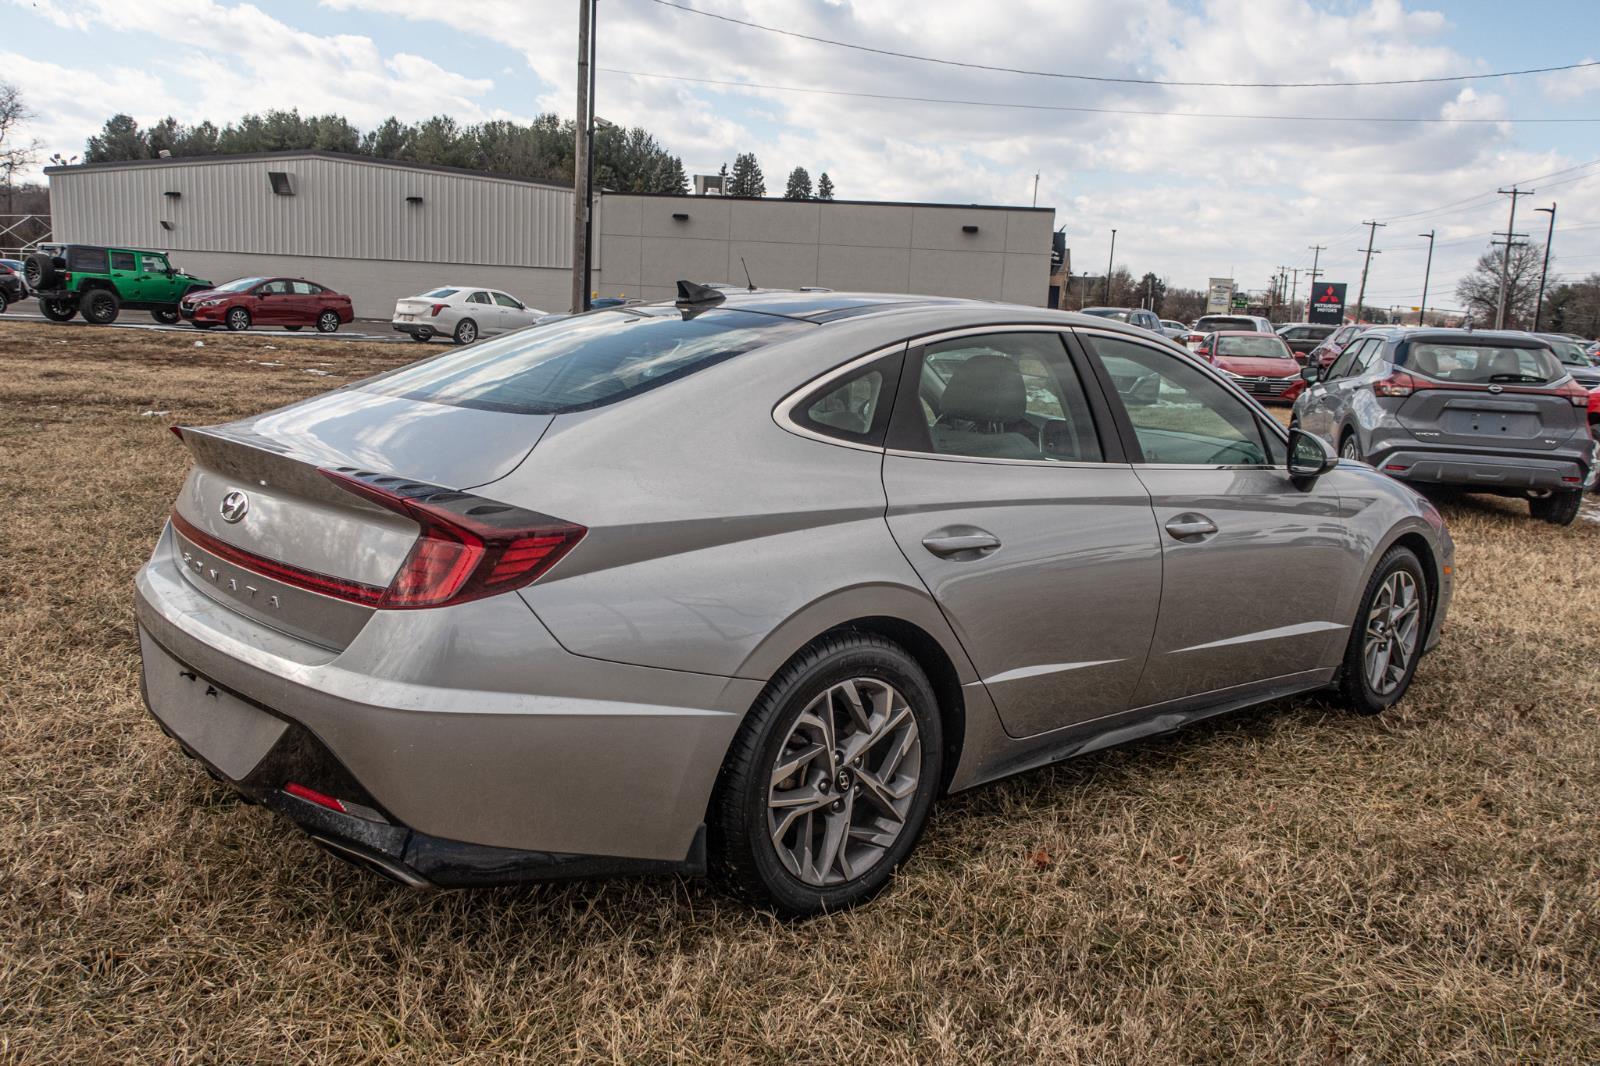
320;469;585;609
429;303;447;317
1373;371;1420;398
1555;378;1589;407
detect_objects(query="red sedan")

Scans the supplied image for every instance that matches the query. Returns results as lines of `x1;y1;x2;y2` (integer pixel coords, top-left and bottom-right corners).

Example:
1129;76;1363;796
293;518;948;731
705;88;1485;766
180;277;354;333
1195;331;1306;404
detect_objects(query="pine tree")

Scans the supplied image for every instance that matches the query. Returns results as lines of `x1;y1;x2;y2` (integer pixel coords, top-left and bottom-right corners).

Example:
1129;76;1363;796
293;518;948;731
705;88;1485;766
729;152;766;197
816;172;834;200
783;165;812;199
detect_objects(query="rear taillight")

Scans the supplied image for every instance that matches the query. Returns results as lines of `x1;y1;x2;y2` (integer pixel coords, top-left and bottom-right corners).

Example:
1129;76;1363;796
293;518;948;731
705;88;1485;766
429;303;447;317
1556;378;1589;407
320;469;585;609
1373;371;1424;398
171;510;386;605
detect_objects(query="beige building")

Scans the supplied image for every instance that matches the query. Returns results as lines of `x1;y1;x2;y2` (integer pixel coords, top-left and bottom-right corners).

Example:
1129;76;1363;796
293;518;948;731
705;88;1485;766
46;151;1054;318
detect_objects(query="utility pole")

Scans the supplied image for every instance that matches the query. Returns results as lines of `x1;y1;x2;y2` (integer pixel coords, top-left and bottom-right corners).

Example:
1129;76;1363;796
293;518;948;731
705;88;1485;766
1104;228;1117;305
1533;203;1556;331
1494;185;1534;329
1418;229;1435;328
1290;268;1300;317
1354;221;1385;323
1306;245;1325;286
570;0;594;314
1031;173;1040;208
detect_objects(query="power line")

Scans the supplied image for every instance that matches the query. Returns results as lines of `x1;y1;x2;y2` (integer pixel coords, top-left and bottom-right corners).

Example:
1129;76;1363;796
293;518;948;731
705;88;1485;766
601;67;1600;123
648;0;1600;89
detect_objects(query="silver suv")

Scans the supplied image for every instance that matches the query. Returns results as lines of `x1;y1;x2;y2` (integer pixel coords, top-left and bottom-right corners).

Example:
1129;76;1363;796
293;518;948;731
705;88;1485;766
1292;328;1596;524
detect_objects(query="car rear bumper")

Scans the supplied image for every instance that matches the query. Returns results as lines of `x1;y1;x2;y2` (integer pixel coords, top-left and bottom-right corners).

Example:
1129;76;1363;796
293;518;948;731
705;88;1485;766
1369;446;1592;492
392;321;434;338
134;524;758;883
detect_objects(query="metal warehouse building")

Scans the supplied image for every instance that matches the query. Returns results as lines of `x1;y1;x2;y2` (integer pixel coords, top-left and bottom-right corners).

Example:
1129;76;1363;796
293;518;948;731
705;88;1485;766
46;151;1055;319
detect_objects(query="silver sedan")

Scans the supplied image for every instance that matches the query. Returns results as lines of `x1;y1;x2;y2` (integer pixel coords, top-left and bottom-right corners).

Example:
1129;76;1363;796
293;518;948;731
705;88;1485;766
391;285;546;345
137;290;1453;915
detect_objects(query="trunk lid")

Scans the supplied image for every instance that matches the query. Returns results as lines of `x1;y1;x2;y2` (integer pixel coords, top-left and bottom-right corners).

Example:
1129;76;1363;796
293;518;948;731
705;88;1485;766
394;298;435;319
1395;385;1583;451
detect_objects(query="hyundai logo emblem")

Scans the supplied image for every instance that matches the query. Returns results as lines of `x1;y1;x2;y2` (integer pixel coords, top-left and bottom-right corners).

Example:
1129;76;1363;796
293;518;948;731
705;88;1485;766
219;489;250;523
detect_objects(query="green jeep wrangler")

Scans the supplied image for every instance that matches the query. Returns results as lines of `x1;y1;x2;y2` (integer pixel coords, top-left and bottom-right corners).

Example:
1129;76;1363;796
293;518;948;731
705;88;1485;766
24;244;212;325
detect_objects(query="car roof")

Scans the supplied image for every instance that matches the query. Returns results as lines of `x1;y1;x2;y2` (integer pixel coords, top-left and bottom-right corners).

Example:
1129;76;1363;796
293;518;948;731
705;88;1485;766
1361;327;1550;348
1212;329;1279;336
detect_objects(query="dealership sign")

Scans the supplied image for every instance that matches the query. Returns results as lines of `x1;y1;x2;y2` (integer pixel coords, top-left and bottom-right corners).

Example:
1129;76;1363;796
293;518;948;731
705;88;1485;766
1206;277;1235;314
1309;283;1347;325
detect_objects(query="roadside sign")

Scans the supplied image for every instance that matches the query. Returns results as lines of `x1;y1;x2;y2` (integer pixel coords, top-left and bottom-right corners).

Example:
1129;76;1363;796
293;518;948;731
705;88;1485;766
1231;295;1248;310
1309;282;1347;325
1206;277;1235;314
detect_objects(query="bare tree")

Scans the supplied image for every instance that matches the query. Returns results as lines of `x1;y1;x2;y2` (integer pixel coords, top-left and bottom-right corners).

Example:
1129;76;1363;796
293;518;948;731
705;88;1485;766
1455;242;1545;329
0;82;41;215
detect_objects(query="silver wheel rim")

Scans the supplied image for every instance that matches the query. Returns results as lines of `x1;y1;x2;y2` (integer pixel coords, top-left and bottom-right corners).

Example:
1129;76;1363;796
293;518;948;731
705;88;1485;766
1364;570;1421;696
767;677;922;887
459;323;475;342
230;310;247;330
320;313;337;331
1341;436;1361;460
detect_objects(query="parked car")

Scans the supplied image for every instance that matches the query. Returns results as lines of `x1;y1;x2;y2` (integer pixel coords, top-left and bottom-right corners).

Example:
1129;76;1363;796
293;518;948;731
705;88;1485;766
1081;306;1165;334
1305;323;1366;369
1196;330;1305;404
1159;319;1189;342
1276;322;1336;362
138;290;1454;915
392;286;546;344
179;277;354;333
1185;314;1275;349
1533;332;1600;390
23;243;211;325
0;261;26;313
1293;328;1595;524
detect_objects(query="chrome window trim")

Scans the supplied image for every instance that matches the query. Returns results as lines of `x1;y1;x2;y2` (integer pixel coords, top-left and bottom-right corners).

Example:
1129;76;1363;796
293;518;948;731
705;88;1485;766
883;448;1112;470
772;342;908;454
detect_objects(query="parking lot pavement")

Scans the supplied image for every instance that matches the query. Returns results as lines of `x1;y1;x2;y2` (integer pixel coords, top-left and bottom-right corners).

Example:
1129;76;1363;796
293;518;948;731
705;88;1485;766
0;302;408;343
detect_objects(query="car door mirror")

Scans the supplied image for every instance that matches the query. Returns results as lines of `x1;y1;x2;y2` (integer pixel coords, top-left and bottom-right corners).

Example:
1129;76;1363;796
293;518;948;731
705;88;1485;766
1287;428;1337;483
1300;364;1320;382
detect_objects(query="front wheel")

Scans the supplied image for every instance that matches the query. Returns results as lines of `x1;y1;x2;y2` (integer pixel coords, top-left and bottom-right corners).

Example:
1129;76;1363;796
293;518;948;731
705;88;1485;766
1339;431;1363;463
1529;489;1582;526
151;308;180;325
708;632;943;917
1337;546;1427;715
226;307;251;332
316;311;340;333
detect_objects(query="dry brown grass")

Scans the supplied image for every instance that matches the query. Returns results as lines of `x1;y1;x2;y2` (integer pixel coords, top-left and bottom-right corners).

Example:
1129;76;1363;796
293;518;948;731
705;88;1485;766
2;320;1598;1064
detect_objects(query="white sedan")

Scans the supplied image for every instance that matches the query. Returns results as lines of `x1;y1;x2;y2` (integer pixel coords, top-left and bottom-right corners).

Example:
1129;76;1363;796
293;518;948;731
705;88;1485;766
392;286;546;345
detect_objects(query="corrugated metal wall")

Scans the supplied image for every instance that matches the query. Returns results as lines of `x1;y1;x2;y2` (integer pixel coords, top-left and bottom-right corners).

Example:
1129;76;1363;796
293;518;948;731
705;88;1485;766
51;155;573;269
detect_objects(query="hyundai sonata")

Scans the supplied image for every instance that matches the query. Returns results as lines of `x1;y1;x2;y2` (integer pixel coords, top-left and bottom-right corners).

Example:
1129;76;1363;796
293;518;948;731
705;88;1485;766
137;288;1453;915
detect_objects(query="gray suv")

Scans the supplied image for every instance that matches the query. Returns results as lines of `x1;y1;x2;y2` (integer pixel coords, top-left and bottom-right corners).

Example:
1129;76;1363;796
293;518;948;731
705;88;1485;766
1293;328;1596;524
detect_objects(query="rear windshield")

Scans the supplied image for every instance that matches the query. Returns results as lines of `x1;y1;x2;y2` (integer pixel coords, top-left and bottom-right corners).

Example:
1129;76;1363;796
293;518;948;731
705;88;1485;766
1196;316;1256;332
1216;335;1293;359
1082;308;1131;322
360;307;813;414
423;288;459;298
1401;343;1562;385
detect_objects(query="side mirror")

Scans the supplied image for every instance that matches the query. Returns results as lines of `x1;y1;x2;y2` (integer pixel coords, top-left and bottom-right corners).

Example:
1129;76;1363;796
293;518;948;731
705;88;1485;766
1300;364;1320;382
1287;427;1337;483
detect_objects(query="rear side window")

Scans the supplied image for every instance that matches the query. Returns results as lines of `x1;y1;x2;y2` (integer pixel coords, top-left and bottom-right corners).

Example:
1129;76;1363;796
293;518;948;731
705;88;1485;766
468;291;491;304
791;350;902;446
1401;343;1560;385
69;247;107;272
291;281;322;295
360;308;813;415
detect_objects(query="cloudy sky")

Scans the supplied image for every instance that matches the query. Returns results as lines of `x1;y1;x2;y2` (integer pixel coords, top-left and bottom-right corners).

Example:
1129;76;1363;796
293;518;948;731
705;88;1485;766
5;0;1599;303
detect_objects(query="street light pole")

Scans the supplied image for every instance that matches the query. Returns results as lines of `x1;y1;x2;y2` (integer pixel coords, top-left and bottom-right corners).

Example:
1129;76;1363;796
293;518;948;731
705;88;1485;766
1418;229;1435;328
1104;228;1117;305
1533;203;1556;332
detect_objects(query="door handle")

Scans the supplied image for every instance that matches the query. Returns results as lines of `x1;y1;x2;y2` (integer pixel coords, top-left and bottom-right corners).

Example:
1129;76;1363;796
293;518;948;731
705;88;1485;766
921;529;1001;558
1164;514;1218;540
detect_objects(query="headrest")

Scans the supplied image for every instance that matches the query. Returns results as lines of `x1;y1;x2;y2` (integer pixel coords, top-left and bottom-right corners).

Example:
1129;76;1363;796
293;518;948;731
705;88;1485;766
939;354;1026;423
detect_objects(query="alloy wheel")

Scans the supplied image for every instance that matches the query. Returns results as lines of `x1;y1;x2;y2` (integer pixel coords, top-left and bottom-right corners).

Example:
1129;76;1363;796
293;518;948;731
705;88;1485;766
1363;570;1421;696
318;312;339;333
766;677;922;886
228;309;249;331
1340;435;1362;461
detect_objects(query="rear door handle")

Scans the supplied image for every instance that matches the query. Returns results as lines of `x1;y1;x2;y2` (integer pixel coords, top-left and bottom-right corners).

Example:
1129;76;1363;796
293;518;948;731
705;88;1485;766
1164;514;1218;540
921;528;1001;558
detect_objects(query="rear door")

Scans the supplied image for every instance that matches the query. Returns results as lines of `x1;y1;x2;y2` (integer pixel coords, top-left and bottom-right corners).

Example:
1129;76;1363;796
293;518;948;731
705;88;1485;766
1079;330;1359;705
466;290;496;332
108;249;140;301
880;327;1162;739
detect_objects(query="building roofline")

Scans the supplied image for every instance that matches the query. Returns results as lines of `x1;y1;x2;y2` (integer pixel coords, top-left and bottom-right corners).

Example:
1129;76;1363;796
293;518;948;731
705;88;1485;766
612;190;1053;213
43;150;575;191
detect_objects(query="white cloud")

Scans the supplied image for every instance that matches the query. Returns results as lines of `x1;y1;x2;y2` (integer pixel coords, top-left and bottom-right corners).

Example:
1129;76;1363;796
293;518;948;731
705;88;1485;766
1540;57;1600;101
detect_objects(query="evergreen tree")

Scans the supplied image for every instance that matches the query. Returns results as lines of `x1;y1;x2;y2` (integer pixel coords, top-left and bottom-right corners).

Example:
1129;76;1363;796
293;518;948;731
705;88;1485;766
729;152;766;197
816;172;834;200
85;114;149;162
783;165;812;199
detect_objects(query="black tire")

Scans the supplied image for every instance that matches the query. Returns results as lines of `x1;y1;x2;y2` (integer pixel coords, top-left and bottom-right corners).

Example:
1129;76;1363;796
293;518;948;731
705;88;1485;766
0;292;7;315
24;252;61;290
708;631;944;917
316;311;340;334
410;333;432;343
452;318;478;345
284;325;303;332
151;308;180;325
1529;489;1582;526
82;288;120;325
192;323;215;331
1337;546;1428;716
39;297;77;322
225;307;251;332
1338;430;1363;463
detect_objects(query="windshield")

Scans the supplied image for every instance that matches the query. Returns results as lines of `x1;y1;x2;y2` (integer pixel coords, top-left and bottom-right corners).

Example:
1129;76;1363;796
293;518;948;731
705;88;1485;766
215;277;266;293
359;307;813;415
1082;309;1131;322
1403;343;1562;385
1216;335;1293;359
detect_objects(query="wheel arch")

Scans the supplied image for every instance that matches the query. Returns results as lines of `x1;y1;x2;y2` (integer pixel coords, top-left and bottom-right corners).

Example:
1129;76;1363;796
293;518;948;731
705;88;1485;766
1368;523;1442;642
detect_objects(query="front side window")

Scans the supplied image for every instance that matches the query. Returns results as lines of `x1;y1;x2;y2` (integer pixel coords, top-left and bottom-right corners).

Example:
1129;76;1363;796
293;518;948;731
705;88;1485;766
1086;335;1270;466
909;332;1102;462
492;292;522;308
258;280;291;296
1325;338;1368;380
140;253;168;273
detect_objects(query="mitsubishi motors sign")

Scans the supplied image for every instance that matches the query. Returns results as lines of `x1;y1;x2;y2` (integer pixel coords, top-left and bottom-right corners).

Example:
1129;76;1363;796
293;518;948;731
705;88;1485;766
1309;283;1347;325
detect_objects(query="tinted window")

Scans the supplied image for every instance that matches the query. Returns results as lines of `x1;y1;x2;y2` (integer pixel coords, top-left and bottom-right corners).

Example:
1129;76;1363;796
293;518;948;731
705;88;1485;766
1216;335;1294;359
1195;316;1257;332
1087;335;1269;465
1543;338;1592;366
109;251;136;271
69;247;107;272
1401;343;1560;385
1325;339;1368;380
492;292;521;308
360;307;812;415
792;352;902;446
912;333;1102;462
468;291;491;304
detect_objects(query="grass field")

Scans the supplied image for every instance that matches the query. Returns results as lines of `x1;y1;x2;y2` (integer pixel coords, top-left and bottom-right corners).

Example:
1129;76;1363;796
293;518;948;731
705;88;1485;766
2;319;1598;1063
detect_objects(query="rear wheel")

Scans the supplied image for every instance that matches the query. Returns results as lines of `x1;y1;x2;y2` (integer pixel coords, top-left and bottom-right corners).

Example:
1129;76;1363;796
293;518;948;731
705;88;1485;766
0;292;7;315
226;307;251;332
40;298;77;322
1337;546;1427;715
709;631;943;917
151;308;180;325
82;288;120;325
316;310;340;333
1529;489;1582;526
452;318;478;345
